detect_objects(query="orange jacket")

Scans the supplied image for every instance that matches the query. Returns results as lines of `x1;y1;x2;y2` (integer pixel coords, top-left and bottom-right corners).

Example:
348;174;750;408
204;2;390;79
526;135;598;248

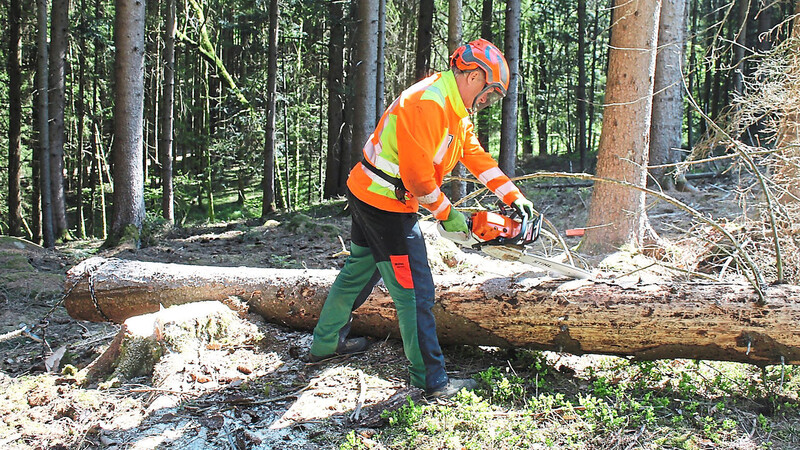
347;70;524;220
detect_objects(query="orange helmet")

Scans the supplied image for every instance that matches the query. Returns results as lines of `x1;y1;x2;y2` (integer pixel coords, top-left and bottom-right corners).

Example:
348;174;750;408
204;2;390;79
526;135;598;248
449;38;509;112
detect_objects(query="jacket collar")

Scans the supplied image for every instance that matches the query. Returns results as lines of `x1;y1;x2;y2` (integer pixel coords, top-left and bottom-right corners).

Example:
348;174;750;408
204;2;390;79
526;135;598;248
440;70;469;119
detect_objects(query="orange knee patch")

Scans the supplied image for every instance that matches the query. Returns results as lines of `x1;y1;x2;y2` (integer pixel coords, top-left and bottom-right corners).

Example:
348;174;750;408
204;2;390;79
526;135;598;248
390;255;415;289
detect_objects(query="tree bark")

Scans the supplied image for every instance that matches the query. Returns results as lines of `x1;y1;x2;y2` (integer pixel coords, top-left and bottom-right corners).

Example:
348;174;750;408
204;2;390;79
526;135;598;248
687;0;697;150
262;0;279;215
159;0;176;223
587;0;602;157
520;88;534;155
36;0;55;248
535;41;548;156
756;1;773;54
447;0;462;54
324;0;346;199
7;0;24;237
448;0;467;202
519;35;533;157
731;0;749;98
576;0;588;172
649;0;687;190
582;0;661;254
91;0;107;239
414;0;434;81
376;0;386;121
775;1;800;206
351;0;378;169
64;257;800;366
76;0;88;239
48;0;70;239
499;0;521;177
477;0;493;153
106;0;146;245
709;4;725;121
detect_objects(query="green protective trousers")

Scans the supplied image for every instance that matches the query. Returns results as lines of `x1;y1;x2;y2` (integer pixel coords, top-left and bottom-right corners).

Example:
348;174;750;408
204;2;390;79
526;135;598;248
309;192;448;391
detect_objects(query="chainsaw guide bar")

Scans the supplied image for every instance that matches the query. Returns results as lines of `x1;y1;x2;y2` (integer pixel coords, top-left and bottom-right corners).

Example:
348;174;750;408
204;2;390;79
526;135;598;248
438;210;593;280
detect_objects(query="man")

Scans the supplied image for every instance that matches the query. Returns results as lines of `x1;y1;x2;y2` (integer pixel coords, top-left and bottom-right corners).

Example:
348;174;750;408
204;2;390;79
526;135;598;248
307;39;536;399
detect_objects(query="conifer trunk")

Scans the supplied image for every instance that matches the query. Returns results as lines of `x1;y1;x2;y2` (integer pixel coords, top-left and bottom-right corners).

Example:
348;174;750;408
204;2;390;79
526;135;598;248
649;0;687;190
477;0;493;152
107;0;146;244
414;0;434;81
499;0;521;177
323;0;345;198
48;0;70;239
262;0;279;215
351;0;378;167
160;0;176;223
7;0;23;237
448;0;467;201
76;0;88;239
582;0;662;254
36;0;55;248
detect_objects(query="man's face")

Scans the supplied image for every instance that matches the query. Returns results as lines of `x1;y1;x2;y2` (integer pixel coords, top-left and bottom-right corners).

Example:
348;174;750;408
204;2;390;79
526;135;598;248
465;71;486;106
465;70;504;113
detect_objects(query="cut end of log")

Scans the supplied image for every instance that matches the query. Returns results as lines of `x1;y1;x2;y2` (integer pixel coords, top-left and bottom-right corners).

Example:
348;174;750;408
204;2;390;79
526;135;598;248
77;301;263;388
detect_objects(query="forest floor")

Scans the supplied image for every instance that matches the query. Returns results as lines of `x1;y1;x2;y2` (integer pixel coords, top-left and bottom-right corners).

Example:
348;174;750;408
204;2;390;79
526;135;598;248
1;174;799;449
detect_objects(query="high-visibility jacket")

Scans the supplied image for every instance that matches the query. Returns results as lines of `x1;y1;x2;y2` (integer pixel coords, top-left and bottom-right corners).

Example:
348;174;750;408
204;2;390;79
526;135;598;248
347;70;524;221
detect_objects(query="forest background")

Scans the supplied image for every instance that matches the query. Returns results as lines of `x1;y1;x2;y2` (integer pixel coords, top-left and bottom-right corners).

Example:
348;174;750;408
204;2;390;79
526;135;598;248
2;0;797;256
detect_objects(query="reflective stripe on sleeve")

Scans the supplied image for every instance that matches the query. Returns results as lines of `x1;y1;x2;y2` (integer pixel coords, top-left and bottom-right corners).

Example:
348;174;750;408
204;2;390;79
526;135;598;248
494;181;519;199
478;167;505;185
429;196;451;219
416;187;441;205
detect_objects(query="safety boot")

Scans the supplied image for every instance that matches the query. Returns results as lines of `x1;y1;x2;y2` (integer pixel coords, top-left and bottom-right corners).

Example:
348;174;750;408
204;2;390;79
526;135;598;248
302;337;369;363
425;378;477;399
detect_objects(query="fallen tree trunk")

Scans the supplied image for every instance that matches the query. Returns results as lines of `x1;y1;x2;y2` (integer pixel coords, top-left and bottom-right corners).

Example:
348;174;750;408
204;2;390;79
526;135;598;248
64;257;800;366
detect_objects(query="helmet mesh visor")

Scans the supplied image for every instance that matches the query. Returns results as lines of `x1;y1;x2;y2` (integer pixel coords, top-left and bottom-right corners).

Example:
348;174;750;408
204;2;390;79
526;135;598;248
472;86;504;112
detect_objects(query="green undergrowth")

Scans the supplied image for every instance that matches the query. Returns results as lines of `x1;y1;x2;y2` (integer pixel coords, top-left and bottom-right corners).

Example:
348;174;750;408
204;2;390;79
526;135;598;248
343;351;800;449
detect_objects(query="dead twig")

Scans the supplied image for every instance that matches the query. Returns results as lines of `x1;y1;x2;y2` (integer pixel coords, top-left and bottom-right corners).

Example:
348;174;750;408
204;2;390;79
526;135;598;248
0;324;43;343
128;387;194;396
350;370;367;422
251;374;328;405
0;328;24;343
624;424;647;450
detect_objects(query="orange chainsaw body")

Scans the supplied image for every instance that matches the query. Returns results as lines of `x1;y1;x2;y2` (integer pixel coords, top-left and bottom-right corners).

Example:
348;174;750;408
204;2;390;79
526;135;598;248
469;211;521;241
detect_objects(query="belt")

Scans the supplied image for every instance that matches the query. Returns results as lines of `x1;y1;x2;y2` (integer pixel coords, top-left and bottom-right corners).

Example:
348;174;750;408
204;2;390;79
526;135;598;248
361;158;409;204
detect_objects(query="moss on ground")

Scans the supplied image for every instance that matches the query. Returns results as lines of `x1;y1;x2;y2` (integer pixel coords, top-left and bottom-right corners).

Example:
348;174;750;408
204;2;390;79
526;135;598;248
0;253;35;273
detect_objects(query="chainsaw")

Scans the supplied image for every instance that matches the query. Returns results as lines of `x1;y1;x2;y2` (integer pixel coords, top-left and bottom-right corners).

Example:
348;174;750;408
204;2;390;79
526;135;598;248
437;208;593;279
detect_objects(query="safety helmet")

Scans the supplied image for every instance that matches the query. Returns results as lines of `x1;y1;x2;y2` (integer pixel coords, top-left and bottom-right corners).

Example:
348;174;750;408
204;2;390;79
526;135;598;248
449;38;509;112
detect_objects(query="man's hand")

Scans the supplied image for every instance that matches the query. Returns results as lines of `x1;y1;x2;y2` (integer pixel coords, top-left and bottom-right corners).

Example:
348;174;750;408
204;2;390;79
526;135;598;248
512;198;536;221
441;207;469;233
